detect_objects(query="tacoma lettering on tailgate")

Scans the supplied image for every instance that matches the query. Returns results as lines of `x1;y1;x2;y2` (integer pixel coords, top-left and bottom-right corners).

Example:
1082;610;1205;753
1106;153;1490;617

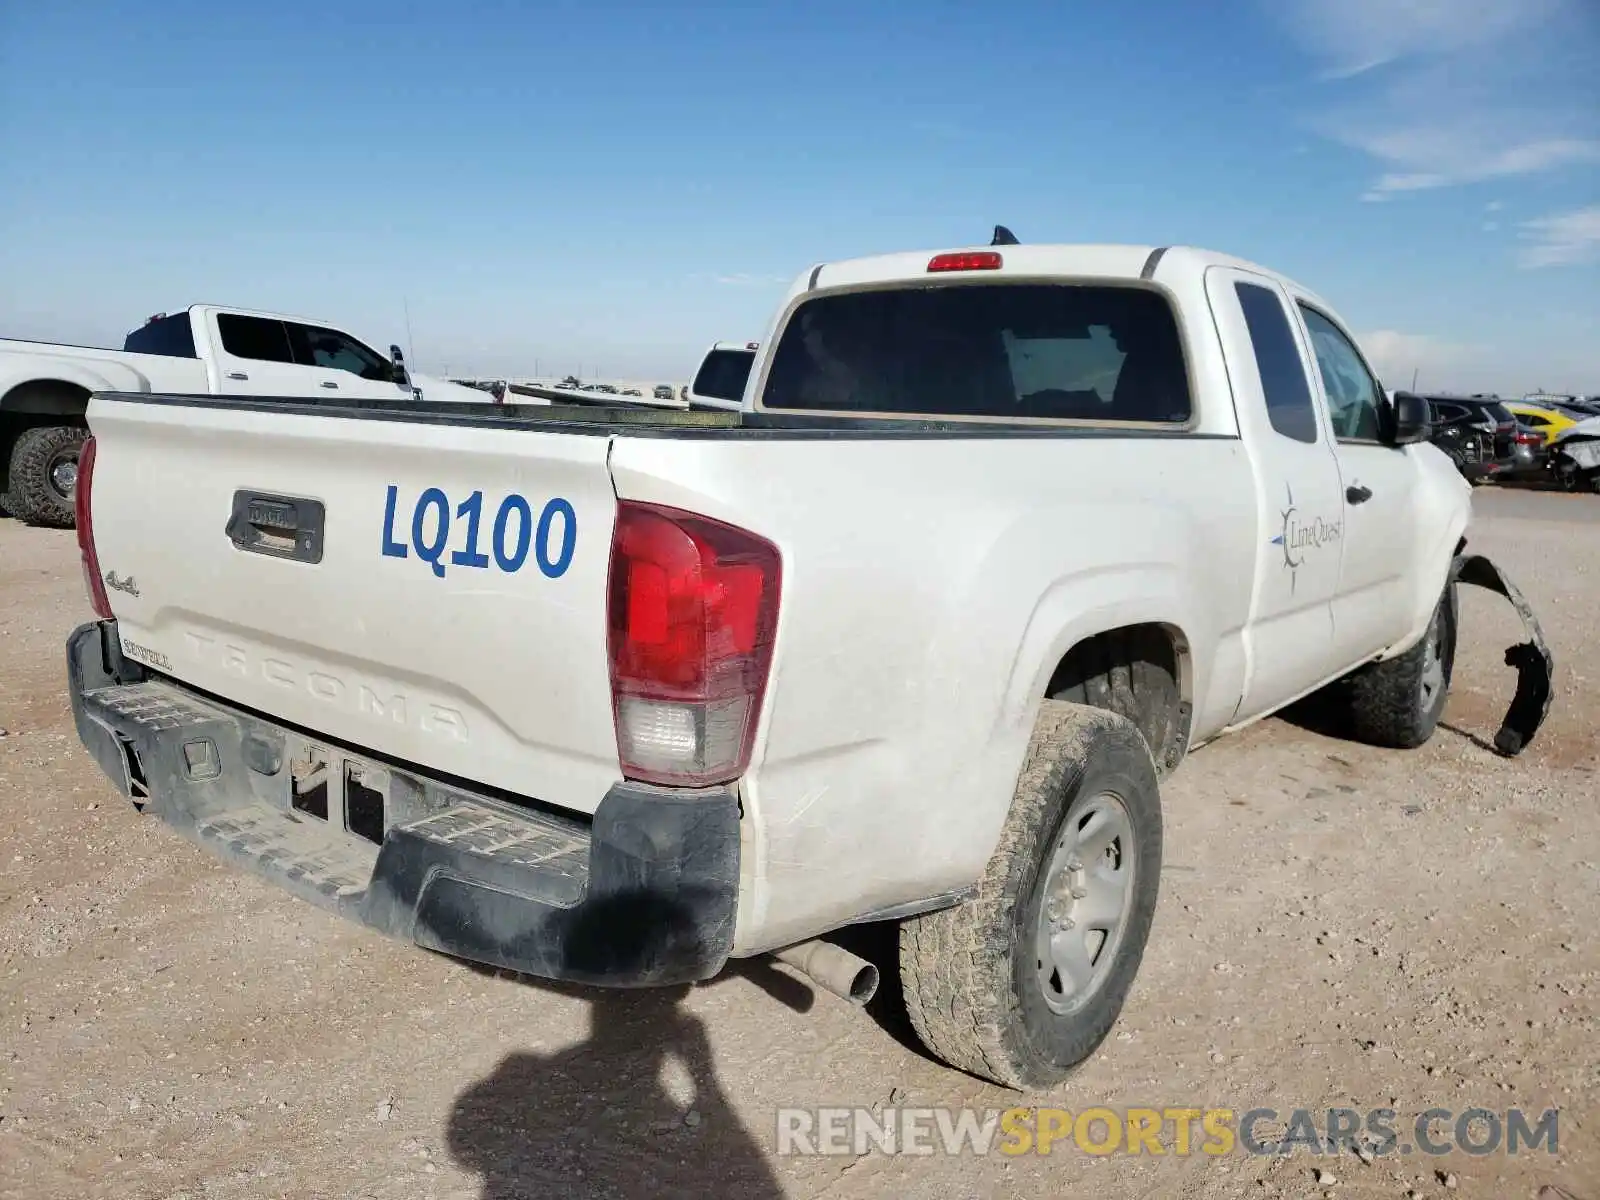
182;631;469;741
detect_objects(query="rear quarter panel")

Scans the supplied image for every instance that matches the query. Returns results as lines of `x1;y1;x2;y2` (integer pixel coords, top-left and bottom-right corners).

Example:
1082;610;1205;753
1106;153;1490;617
609;432;1257;953
0;344;205;399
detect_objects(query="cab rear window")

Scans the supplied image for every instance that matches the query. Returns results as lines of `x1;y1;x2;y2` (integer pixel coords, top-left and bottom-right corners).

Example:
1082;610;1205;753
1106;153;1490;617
123;313;197;358
760;283;1190;422
692;349;756;402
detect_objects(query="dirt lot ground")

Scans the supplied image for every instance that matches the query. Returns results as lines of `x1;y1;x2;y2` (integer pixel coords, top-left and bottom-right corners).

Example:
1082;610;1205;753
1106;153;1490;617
1;487;1596;1200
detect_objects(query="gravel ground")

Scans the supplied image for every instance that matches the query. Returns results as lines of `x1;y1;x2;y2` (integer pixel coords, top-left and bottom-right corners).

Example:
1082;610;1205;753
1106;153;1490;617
1;487;1596;1200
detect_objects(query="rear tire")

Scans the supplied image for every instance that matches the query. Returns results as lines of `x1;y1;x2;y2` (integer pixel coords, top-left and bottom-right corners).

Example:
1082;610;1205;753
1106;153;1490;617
5;425;86;529
899;703;1162;1089
1343;585;1457;749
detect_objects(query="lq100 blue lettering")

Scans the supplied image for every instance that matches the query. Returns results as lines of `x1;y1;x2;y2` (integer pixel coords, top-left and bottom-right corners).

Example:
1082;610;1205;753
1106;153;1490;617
381;485;576;579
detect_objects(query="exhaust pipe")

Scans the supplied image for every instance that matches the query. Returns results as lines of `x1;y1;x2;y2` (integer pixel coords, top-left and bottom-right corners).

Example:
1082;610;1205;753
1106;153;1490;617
773;939;879;1005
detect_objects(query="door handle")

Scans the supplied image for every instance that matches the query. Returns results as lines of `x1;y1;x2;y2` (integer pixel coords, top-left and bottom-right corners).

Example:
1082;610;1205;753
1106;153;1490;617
227;371;249;381
321;380;339;389
1346;484;1373;504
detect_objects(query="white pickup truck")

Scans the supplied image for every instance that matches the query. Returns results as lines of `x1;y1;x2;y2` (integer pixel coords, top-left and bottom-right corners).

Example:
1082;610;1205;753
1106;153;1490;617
0;305;485;527
64;241;1551;1088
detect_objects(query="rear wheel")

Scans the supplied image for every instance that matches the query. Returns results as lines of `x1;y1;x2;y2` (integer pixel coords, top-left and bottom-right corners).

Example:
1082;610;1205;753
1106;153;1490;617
4;425;86;528
899;703;1162;1089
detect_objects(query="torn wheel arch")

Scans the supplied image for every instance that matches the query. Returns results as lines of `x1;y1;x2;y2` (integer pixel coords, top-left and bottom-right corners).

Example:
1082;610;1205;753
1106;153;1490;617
1449;550;1554;757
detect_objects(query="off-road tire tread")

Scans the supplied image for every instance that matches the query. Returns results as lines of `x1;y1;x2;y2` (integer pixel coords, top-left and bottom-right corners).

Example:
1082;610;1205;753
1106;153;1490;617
1344;587;1455;749
899;703;1158;1089
6;425;85;529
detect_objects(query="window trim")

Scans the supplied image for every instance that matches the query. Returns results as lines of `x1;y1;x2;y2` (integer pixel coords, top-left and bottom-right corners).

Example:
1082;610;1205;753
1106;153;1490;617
751;275;1201;431
1294;299;1392;448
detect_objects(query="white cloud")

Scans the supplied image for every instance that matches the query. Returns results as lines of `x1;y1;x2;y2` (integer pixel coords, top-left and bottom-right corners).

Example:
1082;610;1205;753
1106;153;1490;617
1486;200;1505;212
1358;330;1479;388
1517;206;1600;268
1283;0;1561;77
1274;0;1600;197
1353;133;1600;196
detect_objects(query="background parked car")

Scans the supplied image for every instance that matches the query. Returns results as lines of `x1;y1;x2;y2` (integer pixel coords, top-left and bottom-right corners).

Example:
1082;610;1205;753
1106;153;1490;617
1503;422;1549;480
1507;401;1584;446
1425;395;1519;482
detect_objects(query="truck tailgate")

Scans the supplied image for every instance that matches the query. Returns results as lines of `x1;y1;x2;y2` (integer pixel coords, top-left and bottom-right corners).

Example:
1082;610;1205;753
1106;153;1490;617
85;397;621;815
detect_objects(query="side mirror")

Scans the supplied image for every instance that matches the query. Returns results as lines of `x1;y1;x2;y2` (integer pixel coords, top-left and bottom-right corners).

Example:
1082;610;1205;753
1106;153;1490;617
1387;391;1430;446
389;344;411;388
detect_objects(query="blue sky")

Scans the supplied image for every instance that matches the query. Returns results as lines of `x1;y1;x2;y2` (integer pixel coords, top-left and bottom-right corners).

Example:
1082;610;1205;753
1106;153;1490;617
2;0;1596;391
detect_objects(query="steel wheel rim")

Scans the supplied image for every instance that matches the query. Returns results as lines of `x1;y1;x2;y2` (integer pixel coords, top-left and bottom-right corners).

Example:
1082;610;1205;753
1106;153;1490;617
1033;791;1136;1015
48;450;79;502
1420;607;1445;705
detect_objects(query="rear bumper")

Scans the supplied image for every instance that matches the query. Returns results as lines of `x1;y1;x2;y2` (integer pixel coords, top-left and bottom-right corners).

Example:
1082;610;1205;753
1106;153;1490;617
66;619;740;986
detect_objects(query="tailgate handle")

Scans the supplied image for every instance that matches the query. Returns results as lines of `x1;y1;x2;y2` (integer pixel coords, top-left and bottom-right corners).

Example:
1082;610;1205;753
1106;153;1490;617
226;491;325;564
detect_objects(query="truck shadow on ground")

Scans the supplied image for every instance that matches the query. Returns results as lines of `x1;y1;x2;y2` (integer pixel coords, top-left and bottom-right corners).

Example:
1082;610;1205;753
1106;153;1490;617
445;893;793;1200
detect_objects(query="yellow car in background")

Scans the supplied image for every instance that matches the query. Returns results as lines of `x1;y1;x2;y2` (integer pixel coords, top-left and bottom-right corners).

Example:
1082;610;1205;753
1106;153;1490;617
1505;402;1582;445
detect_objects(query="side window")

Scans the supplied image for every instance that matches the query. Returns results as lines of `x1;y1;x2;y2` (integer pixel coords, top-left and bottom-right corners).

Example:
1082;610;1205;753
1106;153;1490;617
1235;282;1318;443
1524;414;1549;428
1298;305;1383;442
217;314;293;364
286;323;394;382
1436;403;1467;423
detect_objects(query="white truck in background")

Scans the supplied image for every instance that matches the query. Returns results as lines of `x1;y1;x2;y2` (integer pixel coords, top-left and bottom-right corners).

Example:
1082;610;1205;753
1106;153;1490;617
65;240;1551;1088
0;305;486;527
684;340;759;410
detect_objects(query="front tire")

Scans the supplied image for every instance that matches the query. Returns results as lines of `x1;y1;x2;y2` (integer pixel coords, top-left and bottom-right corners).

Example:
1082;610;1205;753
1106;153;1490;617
1344;585;1457;749
899;703;1162;1089
5;425;87;529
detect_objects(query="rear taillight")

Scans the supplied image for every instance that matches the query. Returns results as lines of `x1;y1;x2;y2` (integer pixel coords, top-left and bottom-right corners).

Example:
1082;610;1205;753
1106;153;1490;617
75;435;113;619
607;501;781;787
1516;431;1542;445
